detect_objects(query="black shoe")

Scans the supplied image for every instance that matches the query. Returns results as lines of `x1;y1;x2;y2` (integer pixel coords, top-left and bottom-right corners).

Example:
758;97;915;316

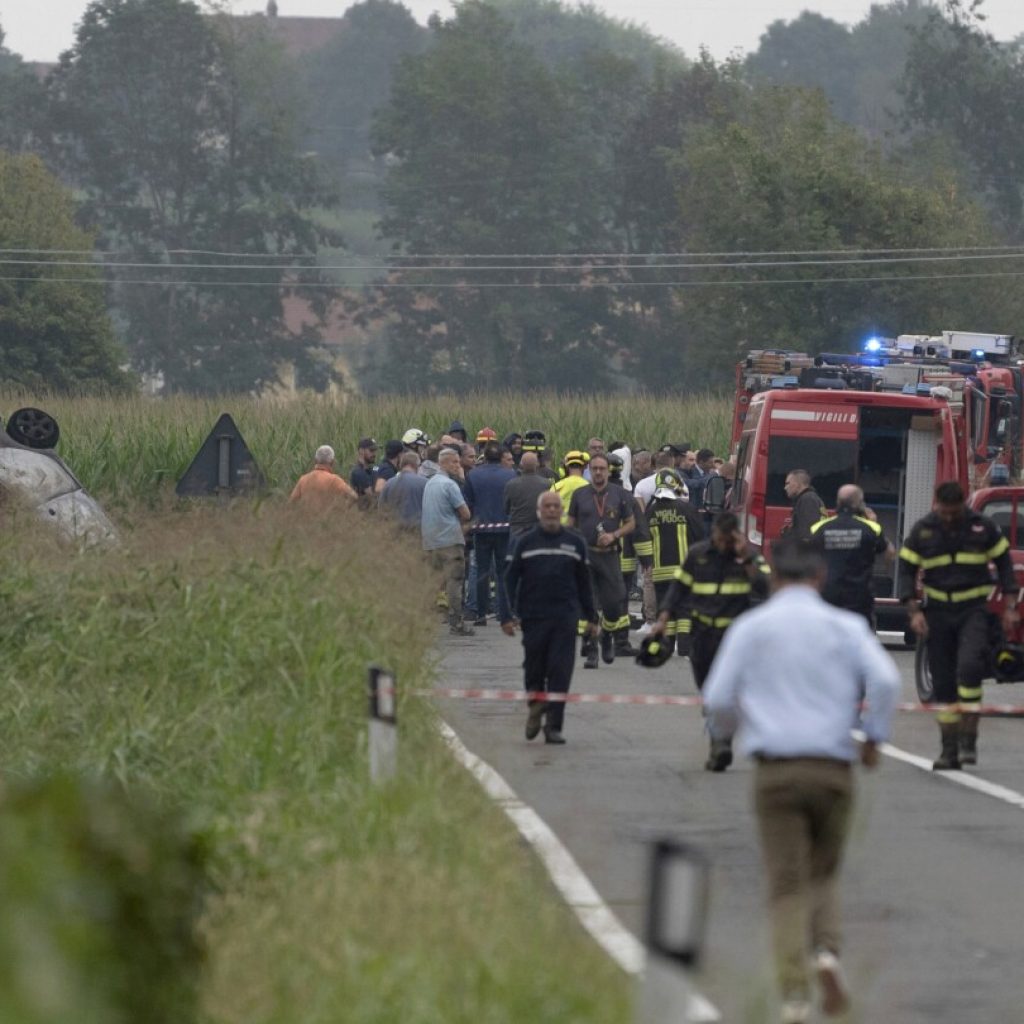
615;638;638;657
525;700;545;741
473;617;487;627
543;727;566;745
933;751;962;771
584;649;599;669
600;630;615;664
704;740;732;772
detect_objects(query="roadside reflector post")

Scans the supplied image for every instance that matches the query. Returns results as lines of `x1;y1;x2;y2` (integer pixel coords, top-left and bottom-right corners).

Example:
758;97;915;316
368;665;398;783
637;839;711;1024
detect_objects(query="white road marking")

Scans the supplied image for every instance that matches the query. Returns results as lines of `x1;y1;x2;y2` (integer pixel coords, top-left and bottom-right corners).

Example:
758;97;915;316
853;729;1024;811
438;719;722;1023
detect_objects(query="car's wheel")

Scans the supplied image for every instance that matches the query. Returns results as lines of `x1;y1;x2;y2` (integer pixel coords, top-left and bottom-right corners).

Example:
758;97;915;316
914;636;934;704
6;408;60;450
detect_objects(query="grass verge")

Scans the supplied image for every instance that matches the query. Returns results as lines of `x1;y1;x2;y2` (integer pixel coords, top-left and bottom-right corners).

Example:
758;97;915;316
0;503;630;1023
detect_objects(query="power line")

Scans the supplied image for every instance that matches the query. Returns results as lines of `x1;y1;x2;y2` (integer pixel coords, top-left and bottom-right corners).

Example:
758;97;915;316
5;243;1024;261
9;250;1024;273
9;268;1024;289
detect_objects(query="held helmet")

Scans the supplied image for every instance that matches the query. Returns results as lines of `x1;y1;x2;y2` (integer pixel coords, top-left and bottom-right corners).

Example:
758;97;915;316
522;429;547;453
994;641;1024;683
402;428;430;449
607;451;624;483
653;468;687;502
475;427;498;444
635;635;673;669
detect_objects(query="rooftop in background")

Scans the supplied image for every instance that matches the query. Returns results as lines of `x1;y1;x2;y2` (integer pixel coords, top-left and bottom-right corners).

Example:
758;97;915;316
252;3;342;58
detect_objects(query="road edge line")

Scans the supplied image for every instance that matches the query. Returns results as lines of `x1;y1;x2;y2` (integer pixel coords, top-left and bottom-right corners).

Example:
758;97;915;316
853;729;1024;810
437;718;722;1022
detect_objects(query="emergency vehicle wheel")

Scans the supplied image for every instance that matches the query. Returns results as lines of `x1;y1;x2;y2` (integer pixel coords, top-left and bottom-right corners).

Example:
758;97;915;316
914;636;934;704
6;408;60;450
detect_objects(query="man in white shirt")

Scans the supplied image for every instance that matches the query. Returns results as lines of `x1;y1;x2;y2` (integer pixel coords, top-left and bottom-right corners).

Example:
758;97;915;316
703;536;900;1024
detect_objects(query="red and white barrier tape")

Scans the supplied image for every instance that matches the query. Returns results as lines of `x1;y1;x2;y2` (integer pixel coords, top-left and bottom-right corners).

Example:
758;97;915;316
411;687;1024;716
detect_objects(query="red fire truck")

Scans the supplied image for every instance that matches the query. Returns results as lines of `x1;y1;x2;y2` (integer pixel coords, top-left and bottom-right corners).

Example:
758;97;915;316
728;384;964;632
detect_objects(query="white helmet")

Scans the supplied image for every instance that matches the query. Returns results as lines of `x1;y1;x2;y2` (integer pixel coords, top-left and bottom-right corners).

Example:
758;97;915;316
401;427;430;448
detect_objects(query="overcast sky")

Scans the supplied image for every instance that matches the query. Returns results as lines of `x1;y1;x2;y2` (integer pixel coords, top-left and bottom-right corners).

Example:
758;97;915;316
3;0;1024;63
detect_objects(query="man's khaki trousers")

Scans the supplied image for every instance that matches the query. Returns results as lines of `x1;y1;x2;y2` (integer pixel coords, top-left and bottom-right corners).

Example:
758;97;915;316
754;758;853;1001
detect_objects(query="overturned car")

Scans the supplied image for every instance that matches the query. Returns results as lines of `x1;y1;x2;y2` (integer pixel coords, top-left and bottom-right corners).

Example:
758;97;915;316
0;407;117;547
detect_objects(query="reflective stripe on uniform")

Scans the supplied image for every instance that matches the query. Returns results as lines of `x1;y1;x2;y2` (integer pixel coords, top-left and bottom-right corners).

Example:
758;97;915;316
633;540;653;557
694;612;733;628
674;568;694;586
987;536;1010;559
691;581;751;595
921;554;953;570
958;685;984;701
853;515;883;535
899;545;923;565
936;709;962;724
954;551;989;565
924;584;993;603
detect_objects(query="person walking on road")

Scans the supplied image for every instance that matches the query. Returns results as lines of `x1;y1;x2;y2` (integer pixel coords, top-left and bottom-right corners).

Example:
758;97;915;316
703;537;900;1024
640;468;705;653
504;451;551;538
463;440;517;624
899;480;1018;769
783;469;827;541
652;511;770;770
421;448;474;636
810;484;893;625
289;445;357;511
567;453;637;666
502;490;599;745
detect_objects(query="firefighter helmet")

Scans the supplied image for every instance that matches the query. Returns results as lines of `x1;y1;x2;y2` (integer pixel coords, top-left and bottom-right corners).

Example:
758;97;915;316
522;429;547;452
563;450;588;469
475;427;498;444
994;641;1024;683
635;634;672;669
402;428;430;448
653;468;687;501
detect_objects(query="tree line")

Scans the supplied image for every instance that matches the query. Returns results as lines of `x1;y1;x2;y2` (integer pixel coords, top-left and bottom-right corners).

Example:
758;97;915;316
1;0;1023;395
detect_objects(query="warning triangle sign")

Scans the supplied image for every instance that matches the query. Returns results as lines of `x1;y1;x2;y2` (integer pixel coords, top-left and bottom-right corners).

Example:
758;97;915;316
175;413;266;497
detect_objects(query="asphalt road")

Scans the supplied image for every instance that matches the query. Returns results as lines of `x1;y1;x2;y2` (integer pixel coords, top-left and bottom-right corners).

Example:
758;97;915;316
437;619;1024;1024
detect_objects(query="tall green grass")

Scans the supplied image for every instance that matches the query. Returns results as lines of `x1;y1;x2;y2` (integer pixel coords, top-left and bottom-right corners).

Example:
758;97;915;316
0;390;732;507
0;503;630;1023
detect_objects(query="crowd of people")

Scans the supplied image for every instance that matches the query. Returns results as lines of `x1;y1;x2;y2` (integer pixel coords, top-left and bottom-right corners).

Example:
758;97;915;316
287;422;1022;1024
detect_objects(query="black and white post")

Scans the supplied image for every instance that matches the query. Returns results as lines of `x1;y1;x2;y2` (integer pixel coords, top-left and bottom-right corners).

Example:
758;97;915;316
368;665;398;783
637;839;712;1024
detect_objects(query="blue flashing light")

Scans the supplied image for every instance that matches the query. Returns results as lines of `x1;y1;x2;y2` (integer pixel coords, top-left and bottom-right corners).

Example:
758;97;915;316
864;337;883;353
973;348;986;359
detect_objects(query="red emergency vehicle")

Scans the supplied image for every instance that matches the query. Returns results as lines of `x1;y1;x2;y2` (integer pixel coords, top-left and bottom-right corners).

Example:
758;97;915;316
728;386;964;632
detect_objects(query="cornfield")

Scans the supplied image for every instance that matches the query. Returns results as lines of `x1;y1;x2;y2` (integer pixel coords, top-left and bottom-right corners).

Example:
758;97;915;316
0;390;733;505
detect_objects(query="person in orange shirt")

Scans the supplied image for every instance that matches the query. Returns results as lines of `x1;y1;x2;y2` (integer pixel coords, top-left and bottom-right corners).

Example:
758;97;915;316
289;445;357;511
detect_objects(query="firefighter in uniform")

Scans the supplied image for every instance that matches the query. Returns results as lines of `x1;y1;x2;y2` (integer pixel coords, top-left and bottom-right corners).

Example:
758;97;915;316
899;481;1018;770
639;468;705;655
552;450;590;521
810;484;893;625
567;453;636;667
653;511;770;771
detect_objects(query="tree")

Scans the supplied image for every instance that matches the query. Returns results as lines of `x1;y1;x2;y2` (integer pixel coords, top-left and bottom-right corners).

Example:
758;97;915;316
744;2;932;139
48;0;340;394
0;23;44;153
654;83;1020;388
0;153;128;392
367;1;638;391
302;0;429;183
902;0;1024;235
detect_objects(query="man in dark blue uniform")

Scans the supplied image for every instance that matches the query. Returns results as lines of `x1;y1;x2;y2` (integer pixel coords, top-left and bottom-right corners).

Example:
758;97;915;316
502;490;598;745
